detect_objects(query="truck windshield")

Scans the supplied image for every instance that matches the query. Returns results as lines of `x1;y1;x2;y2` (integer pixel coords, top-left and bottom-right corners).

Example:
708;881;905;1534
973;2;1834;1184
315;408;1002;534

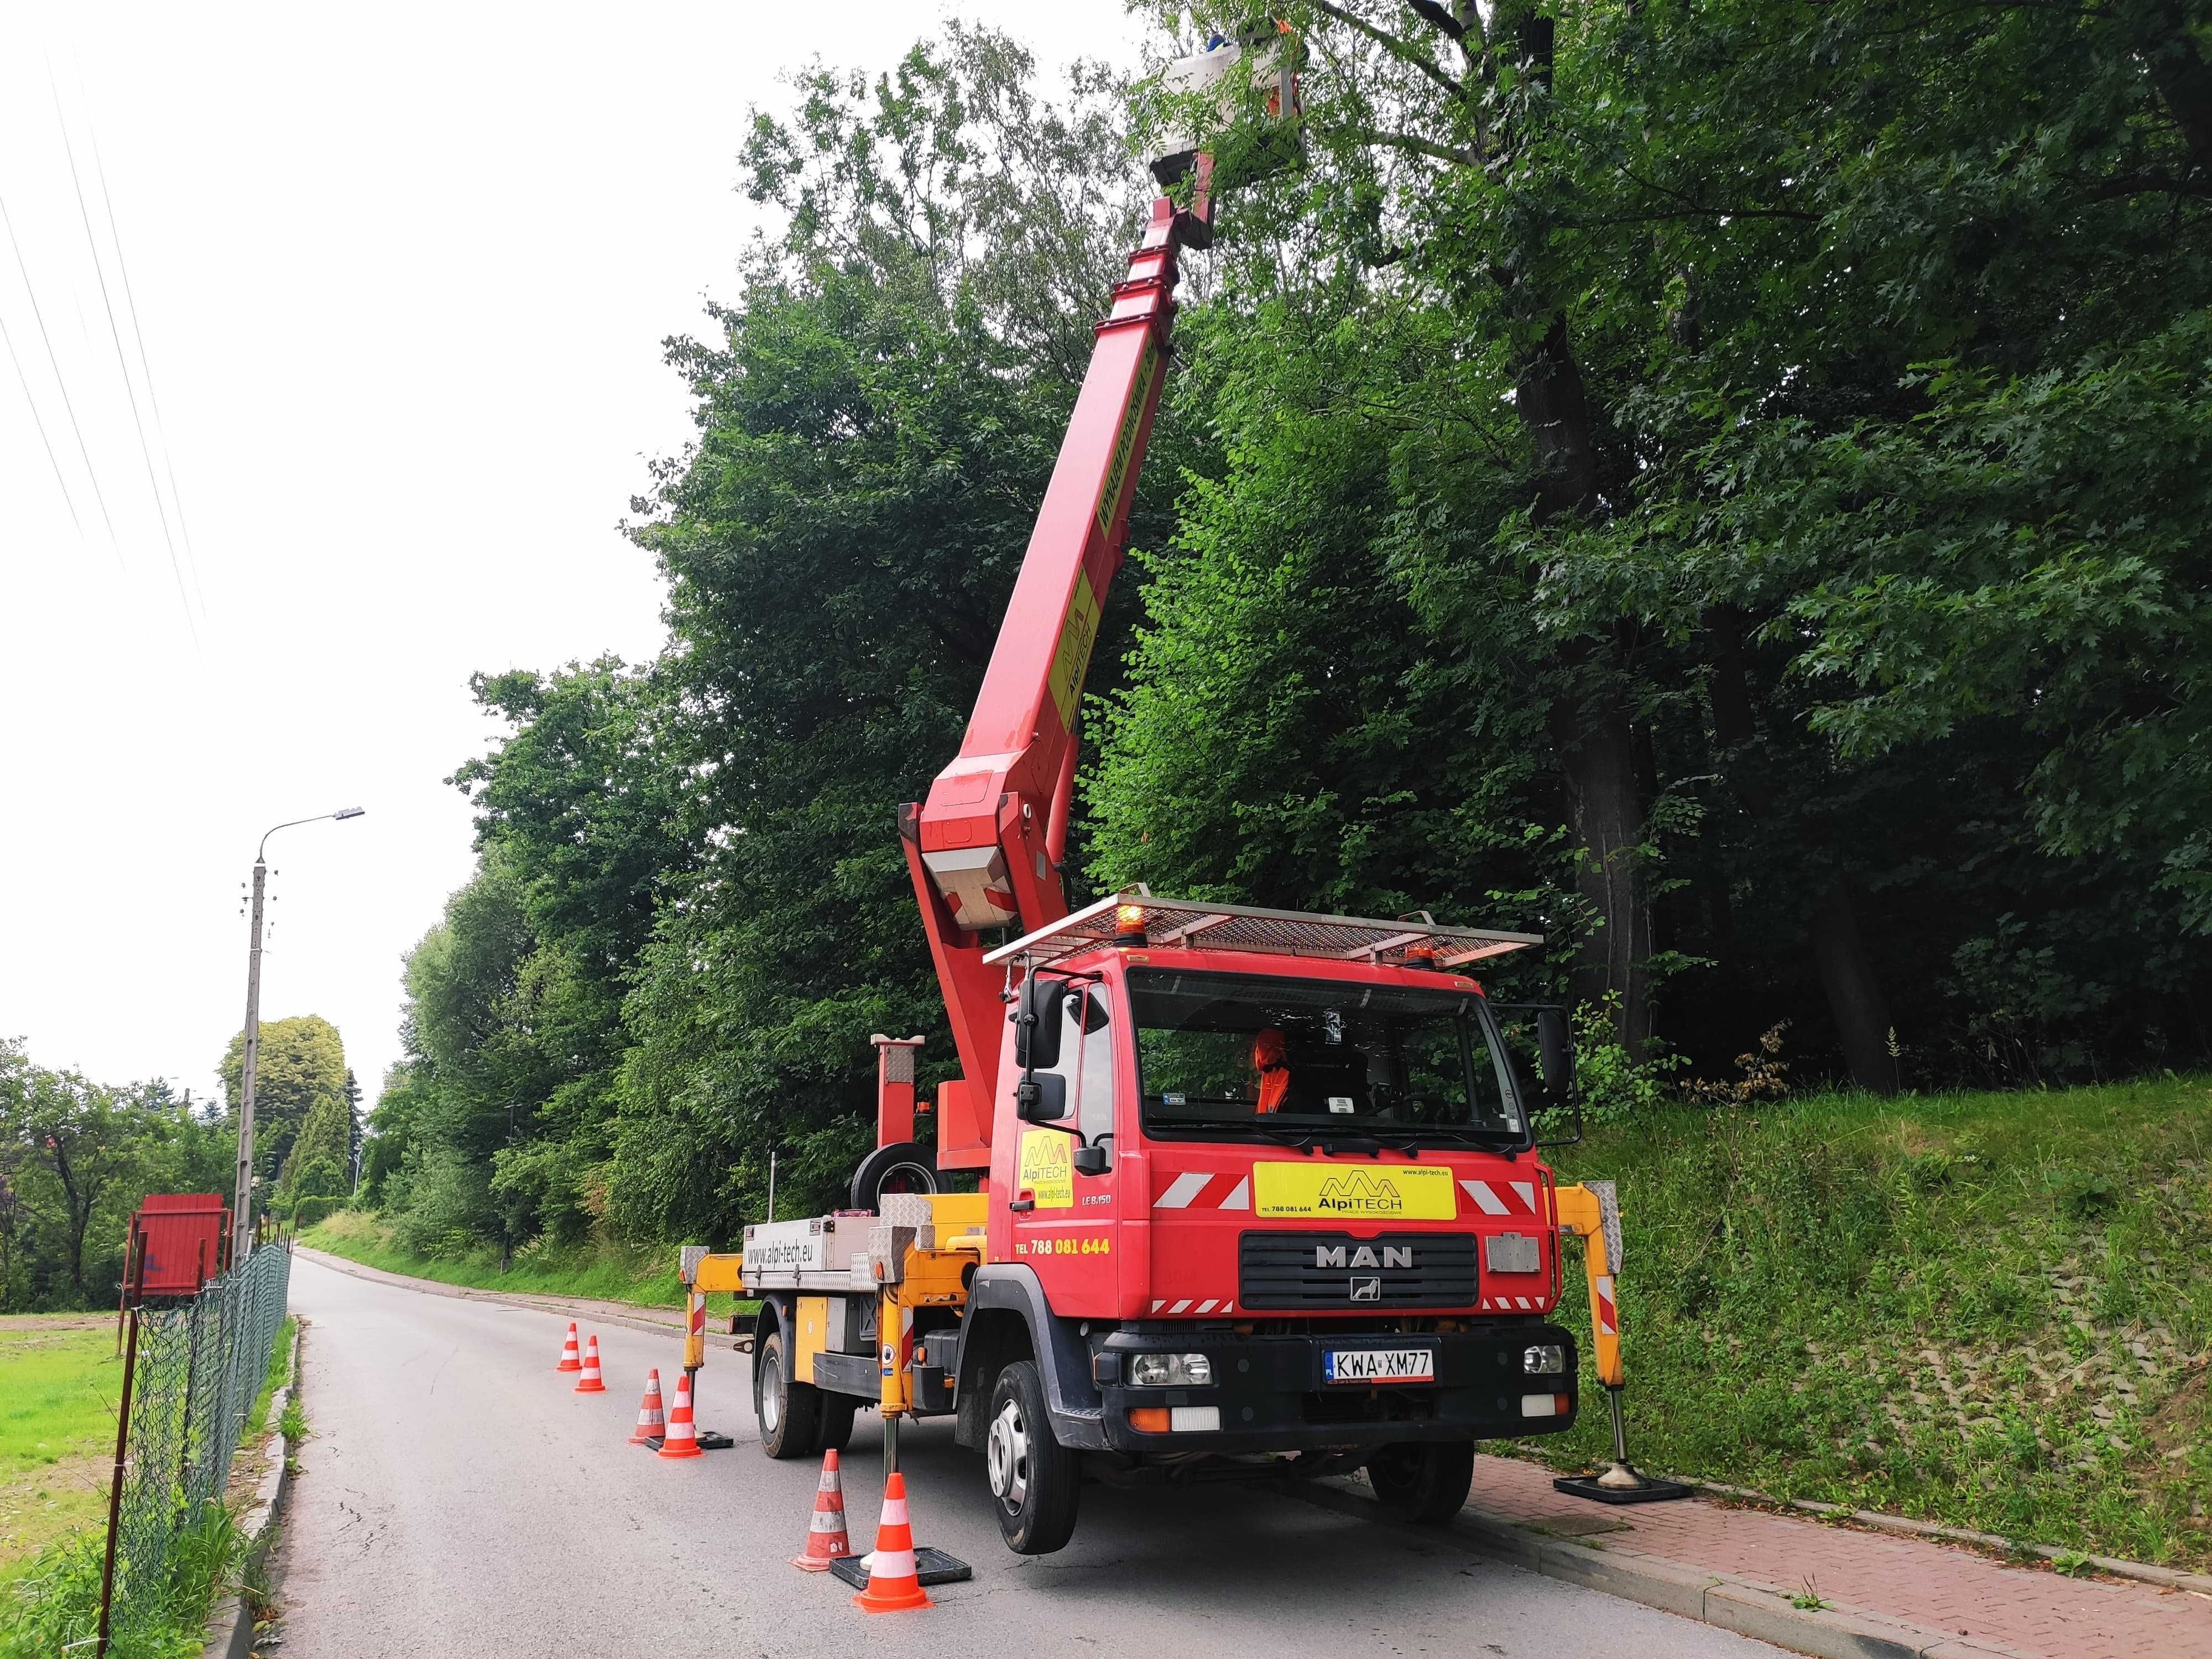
1128;967;1526;1145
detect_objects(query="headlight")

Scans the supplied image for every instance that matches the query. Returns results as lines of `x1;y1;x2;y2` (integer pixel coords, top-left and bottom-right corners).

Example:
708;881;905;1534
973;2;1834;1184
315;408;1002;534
1128;1352;1214;1387
1523;1344;1565;1375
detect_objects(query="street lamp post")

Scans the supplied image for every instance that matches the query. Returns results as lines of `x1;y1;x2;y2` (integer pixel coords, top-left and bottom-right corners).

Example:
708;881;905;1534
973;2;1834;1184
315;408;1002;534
232;807;364;1265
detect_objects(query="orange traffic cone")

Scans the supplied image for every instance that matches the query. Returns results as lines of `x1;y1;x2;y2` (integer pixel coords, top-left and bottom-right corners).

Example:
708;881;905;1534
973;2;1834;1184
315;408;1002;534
573;1334;607;1394
852;1472;931;1613
791;1449;853;1571
629;1369;666;1444
556;1321;582;1372
657;1371;701;1459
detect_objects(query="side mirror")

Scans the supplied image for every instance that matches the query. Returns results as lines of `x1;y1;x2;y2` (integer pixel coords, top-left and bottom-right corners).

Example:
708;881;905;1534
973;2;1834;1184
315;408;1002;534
1537;1007;1574;1099
1014;977;1068;1071
1072;1144;1111;1177
1015;1072;1068;1123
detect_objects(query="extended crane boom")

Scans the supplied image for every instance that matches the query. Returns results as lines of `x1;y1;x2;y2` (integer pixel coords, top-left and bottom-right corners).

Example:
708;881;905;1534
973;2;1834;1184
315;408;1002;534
900;187;1200;1167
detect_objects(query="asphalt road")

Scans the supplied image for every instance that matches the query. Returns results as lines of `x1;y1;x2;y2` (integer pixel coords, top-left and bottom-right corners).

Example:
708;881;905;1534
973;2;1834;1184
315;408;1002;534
274;1254;1787;1659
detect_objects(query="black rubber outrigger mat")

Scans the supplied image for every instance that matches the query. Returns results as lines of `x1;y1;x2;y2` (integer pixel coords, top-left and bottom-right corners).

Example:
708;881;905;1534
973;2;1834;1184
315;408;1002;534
1553;1473;1696;1505
828;1547;975;1589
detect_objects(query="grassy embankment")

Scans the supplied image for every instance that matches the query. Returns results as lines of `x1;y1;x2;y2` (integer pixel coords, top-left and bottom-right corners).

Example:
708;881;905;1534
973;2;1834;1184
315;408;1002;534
0;1313;294;1656
1531;1074;2210;1569
0;1318;122;1587
300;1209;753;1320
304;1078;2208;1566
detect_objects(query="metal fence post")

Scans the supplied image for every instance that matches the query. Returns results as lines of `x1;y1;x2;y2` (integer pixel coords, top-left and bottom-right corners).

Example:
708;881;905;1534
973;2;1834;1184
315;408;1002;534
95;1303;140;1658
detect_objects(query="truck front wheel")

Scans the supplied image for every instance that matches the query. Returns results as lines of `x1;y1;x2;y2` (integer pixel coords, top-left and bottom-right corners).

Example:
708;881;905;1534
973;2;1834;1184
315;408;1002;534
985;1360;1079;1554
1365;1441;1474;1524
753;1326;823;1460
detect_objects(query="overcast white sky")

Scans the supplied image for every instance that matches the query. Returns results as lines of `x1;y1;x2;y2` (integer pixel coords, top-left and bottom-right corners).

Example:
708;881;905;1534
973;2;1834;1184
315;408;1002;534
1;2;1151;1110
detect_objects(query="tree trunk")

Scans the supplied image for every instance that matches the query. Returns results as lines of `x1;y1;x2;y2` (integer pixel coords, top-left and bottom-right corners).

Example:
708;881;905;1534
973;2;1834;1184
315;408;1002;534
1809;879;1900;1095
1548;690;1654;1057
2132;1;2212;181
1706;608;1900;1094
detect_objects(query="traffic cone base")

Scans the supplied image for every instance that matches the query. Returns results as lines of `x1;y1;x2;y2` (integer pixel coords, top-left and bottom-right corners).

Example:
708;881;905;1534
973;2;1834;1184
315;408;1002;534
852;1472;931;1613
573;1333;607;1394
556;1321;582;1372
630;1369;666;1445
658;1371;702;1459
792;1449;853;1571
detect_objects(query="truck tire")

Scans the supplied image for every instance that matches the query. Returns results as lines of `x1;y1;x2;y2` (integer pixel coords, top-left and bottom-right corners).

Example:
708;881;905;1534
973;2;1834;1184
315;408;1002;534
815;1391;858;1453
1365;1440;1475;1524
850;1141;938;1212
753;1325;823;1460
984;1360;1080;1554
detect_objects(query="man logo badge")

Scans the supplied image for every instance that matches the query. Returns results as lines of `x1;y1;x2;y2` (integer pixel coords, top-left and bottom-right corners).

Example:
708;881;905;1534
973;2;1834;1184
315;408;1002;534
1349;1276;1381;1301
1317;1244;1413;1269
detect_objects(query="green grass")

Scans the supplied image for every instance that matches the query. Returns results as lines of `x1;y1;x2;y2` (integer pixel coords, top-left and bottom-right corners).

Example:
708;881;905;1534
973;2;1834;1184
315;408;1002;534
242;1318;296;1448
0;1497;244;1659
1524;1073;2212;1568
0;1319;123;1584
300;1211;754;1319
0;1317;270;1657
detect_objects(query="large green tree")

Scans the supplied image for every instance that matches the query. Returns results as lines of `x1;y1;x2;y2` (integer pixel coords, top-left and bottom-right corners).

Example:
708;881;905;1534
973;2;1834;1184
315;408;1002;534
1121;0;2212;1083
604;26;1167;1239
220;1014;347;1186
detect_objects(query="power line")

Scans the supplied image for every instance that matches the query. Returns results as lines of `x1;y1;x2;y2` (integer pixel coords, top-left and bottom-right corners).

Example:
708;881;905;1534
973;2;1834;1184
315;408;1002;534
48;64;197;644
0;304;84;531
0;189;123;565
75;55;208;618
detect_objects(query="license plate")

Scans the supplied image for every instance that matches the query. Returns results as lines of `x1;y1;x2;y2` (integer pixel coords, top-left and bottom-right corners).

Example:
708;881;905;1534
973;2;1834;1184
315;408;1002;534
1323;1347;1436;1385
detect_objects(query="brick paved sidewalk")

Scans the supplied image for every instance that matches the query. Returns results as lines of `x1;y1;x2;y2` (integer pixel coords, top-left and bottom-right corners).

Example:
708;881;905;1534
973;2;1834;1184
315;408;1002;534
1463;1454;2210;1659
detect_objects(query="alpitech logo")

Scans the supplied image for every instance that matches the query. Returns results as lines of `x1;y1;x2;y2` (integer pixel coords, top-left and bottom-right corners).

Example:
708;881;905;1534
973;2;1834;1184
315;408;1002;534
1314;1172;1405;1217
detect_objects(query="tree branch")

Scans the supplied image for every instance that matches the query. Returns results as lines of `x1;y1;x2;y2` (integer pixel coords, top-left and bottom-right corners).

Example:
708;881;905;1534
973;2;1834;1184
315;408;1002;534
1330;123;1483;169
1311;1;1467;101
1407;0;1464;41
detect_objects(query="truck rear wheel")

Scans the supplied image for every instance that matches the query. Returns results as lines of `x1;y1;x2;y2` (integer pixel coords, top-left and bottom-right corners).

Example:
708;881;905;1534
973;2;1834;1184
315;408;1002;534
753;1326;823;1459
985;1360;1079;1554
1365;1441;1474;1524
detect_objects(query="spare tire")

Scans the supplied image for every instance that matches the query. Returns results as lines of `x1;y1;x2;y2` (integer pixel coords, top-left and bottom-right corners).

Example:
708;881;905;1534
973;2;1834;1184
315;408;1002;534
850;1141;939;1211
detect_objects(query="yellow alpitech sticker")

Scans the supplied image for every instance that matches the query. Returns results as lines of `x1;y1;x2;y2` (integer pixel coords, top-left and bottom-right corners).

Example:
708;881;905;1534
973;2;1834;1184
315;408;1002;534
1095;332;1163;542
1046;568;1103;734
1018;1129;1076;1210
1251;1162;1458;1221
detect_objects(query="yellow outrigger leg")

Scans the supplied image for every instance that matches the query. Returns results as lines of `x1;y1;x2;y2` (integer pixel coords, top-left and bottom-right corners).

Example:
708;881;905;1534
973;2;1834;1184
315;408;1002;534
1552;1181;1692;1505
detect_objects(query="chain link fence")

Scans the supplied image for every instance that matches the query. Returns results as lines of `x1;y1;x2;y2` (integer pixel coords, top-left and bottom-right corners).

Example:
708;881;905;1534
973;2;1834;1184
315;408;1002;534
105;1241;292;1647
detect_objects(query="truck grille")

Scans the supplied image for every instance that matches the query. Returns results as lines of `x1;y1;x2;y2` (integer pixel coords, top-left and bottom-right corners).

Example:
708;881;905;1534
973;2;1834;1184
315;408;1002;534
1238;1232;1478;1310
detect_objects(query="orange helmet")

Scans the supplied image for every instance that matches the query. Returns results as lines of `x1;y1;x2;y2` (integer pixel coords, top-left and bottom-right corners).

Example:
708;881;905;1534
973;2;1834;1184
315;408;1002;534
1253;1027;1288;1071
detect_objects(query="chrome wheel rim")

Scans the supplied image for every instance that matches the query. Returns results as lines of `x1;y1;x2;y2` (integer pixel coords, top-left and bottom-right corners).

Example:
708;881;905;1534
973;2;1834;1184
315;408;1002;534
760;1349;782;1436
987;1397;1030;1513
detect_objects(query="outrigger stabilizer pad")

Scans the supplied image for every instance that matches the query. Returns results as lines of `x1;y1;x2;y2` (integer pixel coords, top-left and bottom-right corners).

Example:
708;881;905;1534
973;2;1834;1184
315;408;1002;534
1553;1464;1695;1506
1554;1386;1693;1504
829;1547;973;1592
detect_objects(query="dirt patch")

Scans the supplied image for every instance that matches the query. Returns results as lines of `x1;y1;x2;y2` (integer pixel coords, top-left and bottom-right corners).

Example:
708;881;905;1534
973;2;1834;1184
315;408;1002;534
0;1314;114;1336
0;1450;111;1574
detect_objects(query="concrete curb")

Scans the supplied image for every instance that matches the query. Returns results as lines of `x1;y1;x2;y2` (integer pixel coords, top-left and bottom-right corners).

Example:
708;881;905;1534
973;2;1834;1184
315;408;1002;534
1287;1477;2038;1659
293;1246;731;1347
201;1319;304;1659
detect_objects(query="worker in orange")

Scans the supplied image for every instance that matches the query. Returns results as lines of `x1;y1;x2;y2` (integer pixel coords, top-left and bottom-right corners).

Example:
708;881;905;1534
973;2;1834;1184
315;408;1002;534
1253;1027;1291;1113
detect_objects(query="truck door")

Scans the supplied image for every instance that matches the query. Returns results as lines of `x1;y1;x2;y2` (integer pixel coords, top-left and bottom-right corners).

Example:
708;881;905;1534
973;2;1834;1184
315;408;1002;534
1009;982;1120;1316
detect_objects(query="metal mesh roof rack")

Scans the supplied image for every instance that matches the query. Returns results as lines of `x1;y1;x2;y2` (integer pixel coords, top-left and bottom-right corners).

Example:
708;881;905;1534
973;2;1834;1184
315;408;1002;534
982;888;1542;972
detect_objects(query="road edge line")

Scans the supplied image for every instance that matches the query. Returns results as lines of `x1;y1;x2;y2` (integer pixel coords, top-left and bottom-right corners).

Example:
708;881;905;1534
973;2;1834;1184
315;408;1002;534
292;1245;703;1344
1284;1476;2041;1659
202;1317;304;1659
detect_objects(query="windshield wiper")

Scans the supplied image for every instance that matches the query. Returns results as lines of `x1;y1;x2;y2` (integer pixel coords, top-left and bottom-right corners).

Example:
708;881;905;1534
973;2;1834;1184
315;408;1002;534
1151;1117;1322;1149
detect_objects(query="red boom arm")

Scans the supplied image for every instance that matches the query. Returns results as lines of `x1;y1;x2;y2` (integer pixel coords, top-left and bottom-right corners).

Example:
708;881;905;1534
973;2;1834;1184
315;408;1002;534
900;194;1193;1162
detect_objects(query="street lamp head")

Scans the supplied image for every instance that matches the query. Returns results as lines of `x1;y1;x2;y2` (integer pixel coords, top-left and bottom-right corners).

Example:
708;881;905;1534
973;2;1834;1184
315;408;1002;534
334;806;366;820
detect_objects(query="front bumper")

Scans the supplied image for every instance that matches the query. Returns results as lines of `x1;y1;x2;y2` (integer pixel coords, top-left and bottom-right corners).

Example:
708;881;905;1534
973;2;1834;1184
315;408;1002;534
1094;1322;1577;1455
